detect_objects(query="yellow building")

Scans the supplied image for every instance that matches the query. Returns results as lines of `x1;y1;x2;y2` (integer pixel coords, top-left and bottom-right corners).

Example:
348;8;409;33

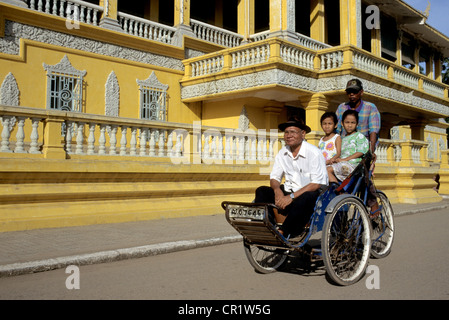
0;0;448;231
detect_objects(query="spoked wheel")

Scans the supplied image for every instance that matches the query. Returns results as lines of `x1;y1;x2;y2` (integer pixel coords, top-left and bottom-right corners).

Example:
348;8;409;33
322;197;371;286
370;191;395;259
243;240;289;274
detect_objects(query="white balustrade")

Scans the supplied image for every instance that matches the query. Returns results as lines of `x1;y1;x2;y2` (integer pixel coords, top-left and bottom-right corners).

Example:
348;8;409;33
281;44;315;70
320;51;343;70
199;129;280;163
191;56;224;77
423;79;446;98
296;34;330;51
118;12;176;44
232;44;270;69
353;52;388;78
191;19;243;48
393;68;419;89
61;120;185;158
28;0;103;27
0;115;43;154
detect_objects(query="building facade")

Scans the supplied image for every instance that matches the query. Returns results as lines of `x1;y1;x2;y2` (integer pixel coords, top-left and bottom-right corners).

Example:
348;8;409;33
1;0;448;231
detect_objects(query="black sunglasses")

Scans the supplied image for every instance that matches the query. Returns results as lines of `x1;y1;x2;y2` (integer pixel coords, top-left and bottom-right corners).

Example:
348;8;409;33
346;89;361;95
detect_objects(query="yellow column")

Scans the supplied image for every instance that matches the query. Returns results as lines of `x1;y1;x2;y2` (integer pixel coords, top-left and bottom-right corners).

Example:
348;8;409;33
269;0;282;34
339;0;360;46
264;105;283;130
435;54;443;83
149;0;159;22
371;28;381;56
269;0;296;40
237;0;255;41
426;54;434;79
42;118;66;159
99;0;122;31
439;151;449;195
173;0;194;46
310;0;325;43
174;0;190;27
302;93;329;146
395;30;403;65
413;45;420;73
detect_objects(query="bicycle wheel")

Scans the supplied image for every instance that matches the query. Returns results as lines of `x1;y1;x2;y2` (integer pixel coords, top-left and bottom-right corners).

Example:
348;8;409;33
370;191;395;259
243;240;288;274
322;197;371;286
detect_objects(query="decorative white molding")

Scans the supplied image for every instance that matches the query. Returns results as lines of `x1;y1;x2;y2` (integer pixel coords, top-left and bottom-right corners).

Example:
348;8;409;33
43;55;87;77
137;72;169;91
0;20;184;71
239;106;249;131
0;72;20;106
105;71;120;117
182;71;449;117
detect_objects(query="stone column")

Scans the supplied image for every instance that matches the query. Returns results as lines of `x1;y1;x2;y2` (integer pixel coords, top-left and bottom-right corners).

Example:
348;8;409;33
268;0;297;42
172;0;195;46
339;0;362;47
310;0;325;43
43;117;66;159
301;93;329;146
99;0;122;32
237;0;255;42
439;150;449;195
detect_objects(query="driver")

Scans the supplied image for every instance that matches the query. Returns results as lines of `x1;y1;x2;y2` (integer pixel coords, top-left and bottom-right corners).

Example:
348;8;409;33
254;117;328;238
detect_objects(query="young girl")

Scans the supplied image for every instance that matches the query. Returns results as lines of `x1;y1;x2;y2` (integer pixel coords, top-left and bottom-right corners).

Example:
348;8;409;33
328;109;369;183
318;112;341;165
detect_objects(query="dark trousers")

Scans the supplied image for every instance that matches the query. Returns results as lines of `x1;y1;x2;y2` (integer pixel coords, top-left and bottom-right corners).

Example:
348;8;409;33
255;186;320;237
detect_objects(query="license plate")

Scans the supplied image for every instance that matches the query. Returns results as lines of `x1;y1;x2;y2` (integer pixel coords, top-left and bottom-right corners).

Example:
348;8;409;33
227;204;266;220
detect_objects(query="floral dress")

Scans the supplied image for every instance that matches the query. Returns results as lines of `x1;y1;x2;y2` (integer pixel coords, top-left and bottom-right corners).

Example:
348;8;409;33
331;132;369;181
319;134;340;162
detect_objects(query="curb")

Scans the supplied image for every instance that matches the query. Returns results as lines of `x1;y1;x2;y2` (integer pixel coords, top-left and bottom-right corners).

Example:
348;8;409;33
0;235;242;278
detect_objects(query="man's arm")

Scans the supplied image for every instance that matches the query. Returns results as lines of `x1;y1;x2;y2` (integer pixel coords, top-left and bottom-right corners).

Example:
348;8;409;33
369;131;377;153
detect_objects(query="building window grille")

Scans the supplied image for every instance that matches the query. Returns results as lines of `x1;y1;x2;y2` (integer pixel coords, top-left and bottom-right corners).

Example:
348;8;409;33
137;72;169;121
43;55;86;112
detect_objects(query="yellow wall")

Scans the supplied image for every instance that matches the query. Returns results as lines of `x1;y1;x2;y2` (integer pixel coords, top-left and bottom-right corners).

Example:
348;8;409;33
0;40;190;122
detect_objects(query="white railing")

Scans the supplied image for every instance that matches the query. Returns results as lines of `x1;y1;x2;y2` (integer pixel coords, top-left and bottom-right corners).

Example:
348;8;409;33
0;105;281;164
423;79;446;99
353;51;389;79
191;19;244;48
393;68;420;89
191;56;224;77
249;30;270;43
296;33;330;51
280;44;315;70
376;138;430;165
232;43;270;68
200;128;281;164
319;50;344;70
118;12;176;44
27;0;103;26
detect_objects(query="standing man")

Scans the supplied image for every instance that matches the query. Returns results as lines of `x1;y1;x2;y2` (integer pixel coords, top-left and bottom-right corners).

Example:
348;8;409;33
336;79;381;157
336;79;381;213
255;117;328;238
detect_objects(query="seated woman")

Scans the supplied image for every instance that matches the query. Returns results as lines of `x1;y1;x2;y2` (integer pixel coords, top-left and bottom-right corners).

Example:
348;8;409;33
328;110;369;183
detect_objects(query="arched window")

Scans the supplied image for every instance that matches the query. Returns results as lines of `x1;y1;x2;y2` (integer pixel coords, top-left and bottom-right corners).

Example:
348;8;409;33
43;55;86;112
137;72;169;121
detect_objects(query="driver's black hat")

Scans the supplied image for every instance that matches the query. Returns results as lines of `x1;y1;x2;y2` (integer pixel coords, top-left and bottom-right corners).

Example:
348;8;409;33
278;117;311;133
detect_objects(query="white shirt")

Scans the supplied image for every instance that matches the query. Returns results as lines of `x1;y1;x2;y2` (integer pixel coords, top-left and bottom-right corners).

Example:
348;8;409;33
270;140;328;193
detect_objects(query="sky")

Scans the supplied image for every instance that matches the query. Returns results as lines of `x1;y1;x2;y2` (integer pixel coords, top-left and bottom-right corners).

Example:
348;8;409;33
404;0;449;37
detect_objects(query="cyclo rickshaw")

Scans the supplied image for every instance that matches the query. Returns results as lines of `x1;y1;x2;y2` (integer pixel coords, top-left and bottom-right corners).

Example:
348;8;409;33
222;152;395;286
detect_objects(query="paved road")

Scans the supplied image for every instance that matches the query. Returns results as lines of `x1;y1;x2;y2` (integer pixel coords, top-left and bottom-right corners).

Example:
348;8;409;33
0;208;448;300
